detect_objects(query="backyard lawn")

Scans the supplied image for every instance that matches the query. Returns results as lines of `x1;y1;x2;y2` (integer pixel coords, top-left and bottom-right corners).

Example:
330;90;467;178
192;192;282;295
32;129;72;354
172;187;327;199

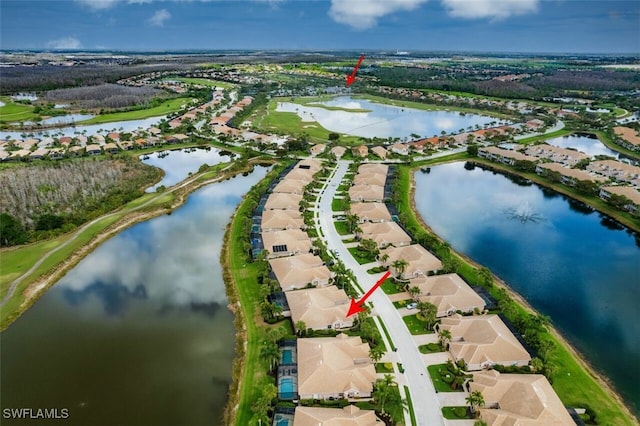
347;247;377;264
402;314;433;335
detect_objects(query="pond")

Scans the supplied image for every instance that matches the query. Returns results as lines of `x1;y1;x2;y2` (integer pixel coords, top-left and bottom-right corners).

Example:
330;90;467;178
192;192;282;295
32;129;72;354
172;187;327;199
37;114;96;126
276;96;504;140
545;134;622;159
141;147;234;192
414;162;640;415
0;116;166;141
0;165;270;426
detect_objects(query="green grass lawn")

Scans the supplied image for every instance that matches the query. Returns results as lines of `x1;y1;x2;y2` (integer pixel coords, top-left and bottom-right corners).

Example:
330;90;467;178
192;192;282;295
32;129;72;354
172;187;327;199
393;299;411;309
331;197;349;212
402;314;433;335
419;343;443;354
441;406;472;420
0;97;38;122
427;364;462;393
404;385;418;426
516;128;573;145
347;247;377;264
381;280;402;294
375;362;394;373
367;266;387;274
79;98;194;124
165;76;236;89
333;221;350;235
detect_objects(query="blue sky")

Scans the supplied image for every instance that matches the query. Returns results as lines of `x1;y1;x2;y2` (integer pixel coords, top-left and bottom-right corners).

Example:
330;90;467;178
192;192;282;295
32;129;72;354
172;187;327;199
1;0;638;53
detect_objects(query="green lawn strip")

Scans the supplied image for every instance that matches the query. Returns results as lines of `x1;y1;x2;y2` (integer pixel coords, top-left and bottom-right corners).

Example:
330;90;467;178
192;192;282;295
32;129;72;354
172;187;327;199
393;299;411;309
0;97;37;122
331;197;349;212
395;162;636;424
419;343;443;354
402;314;433;335
469;158;640;232
375;362;394;374
78;98;194;124
381;280;401;294
374;316;396;352
515;128;573;144
592;129;640;161
367;266;387;274
333;221;350;235
165;76;236;89
404;385;418;426
347;247;376;264
427;364;462;393
441;406;472;420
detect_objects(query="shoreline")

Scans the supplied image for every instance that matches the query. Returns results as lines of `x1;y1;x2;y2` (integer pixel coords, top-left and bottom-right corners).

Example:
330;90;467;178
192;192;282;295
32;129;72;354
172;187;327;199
405;162;639;424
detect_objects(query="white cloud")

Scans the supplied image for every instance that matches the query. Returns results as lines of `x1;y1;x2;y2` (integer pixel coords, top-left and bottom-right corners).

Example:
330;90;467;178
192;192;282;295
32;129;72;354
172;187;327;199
329;0;429;30
46;36;83;49
75;0;123;11
148;8;171;26
441;0;539;20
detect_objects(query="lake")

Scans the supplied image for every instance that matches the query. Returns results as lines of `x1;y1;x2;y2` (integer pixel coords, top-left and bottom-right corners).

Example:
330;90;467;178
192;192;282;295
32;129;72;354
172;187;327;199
0;165;270;426
545;134;622;159
276;96;504;140
141;147;234;192
414;162;640;415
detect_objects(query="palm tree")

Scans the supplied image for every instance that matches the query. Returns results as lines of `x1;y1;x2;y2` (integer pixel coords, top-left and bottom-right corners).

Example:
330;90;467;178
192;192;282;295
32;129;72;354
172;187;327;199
408;286;421;300
294;320;307;337
260;340;280;373
438;328;452;350
473;420;488;426
378;253;390;267
345;213;359;233
466;390;485;417
369;346;385;363
417;301;438;329
391;259;409;279
529;357;544;373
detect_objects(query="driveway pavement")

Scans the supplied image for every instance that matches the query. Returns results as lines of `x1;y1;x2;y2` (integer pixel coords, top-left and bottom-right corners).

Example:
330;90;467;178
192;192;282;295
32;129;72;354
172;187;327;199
316;160;444;426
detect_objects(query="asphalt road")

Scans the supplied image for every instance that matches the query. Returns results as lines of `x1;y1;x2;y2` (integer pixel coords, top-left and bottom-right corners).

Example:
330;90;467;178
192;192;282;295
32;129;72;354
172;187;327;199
316;160;444;426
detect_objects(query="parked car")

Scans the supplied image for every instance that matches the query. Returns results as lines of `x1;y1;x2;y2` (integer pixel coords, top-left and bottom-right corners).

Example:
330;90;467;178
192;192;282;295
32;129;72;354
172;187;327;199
407;302;418;310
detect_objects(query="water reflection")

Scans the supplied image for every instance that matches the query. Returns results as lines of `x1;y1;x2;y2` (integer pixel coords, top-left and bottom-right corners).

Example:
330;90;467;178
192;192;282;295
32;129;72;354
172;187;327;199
545;134;621;158
142;148;233;192
276;96;504;139
414;162;640;414
0;166;270;426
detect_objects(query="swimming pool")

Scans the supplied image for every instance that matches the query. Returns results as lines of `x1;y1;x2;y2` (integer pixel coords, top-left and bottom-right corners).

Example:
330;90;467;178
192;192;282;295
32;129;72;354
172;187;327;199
279;377;295;399
273;413;293;426
282;349;293;364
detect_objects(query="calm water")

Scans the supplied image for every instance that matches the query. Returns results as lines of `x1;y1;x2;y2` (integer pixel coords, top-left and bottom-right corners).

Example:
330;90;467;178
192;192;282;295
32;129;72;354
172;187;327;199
141;148;234;192
0;165;270;426
545;134;621;159
276;96;504;139
414;162;640;414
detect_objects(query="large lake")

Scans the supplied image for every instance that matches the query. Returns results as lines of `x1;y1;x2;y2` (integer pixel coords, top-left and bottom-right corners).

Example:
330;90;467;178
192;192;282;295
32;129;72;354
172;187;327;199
414;162;640;415
141;147;234;192
545;134;622;159
276;96;504;139
0;165;270;426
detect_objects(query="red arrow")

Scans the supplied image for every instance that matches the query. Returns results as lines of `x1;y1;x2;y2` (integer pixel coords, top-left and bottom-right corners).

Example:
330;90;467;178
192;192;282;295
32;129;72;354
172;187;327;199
345;54;365;87
346;271;391;317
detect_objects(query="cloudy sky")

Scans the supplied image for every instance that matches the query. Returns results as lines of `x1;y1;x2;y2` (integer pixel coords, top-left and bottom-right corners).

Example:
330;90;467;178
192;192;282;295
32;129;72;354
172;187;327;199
1;0;638;53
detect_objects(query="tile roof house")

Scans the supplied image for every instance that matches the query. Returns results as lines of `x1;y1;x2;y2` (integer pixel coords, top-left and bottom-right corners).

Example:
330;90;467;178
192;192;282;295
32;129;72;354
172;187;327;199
297;334;376;400
331;146;347;159
390;143;409;156
104;142;119;154
371;146;388;159
310;144;326;156
264;193;303;211
269;254;333;291
381;244;442;278
587;160;640;186
261;229;312;258
348;184;385;203
359;222;412;249
524;144;588;166
469;370;574;425
350;202;392;223
86;144;102;156
409;273;485;317
285;286;353;330
599;186;640;215
261;209;305;231
273;179;308;195
613;126;640;151
536;163;607;186
353;172;387;187
293;405;383;426
358;163;388;175
478;146;539;165
437;314;531;370
352;145;369;157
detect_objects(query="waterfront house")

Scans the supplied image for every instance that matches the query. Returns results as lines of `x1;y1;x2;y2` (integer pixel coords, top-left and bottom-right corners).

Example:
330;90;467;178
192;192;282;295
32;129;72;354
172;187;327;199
358;163;389;175
587;160;640;186
261;209;305;231
613;126;640;151
381;244;442;279
48;147;65;160
437;314;531;370
0;151;10;161
104;142;119;154
359;222;412;249
173;133;189;143
371;146;388;159
297;334;376;400
261;229;312;259
69;146;84;156
390;143;409;156
264;193;303;211
86;144;102;156
468;370;575;425
8;149;31;161
408;273;485;317
285;286;352;330
29;148;49;160
524;144;588;166
350;202;392;223
273;179;308;195
599;186;640;215
349;184;385;203
118;141;134;150
269;254;333;291
478;146;538;166
353;172;387;187
107;132;120;142
536;162;607;186
293;406;383;426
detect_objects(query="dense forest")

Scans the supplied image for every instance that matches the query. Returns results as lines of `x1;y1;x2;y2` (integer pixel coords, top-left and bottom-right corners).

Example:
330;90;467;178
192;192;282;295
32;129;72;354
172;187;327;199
43;84;164;109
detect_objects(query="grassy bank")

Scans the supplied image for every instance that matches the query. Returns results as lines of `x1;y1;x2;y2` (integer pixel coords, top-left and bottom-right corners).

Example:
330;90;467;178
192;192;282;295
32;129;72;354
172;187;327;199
0;97;38;122
516;128;572;144
395;161;637;425
78;97;194;124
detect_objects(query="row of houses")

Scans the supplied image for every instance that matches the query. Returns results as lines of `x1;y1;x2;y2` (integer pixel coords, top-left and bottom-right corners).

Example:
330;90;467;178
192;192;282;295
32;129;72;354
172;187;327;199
478;145;640;214
168;89;225;128
613;126;640;152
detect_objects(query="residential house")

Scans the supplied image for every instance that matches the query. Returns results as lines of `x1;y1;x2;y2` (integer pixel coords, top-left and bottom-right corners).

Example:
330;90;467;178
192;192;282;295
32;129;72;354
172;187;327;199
349;185;385;203
48;147;65;160
310;144;326;156
408;273;485;317
371;146;388;159
269;254;333;291
331;146;347;159
352;145;369;157
173;133;189;143
297;334;376;400
350;203;392;223
524;144;588;166
358;163;388;175
469;370;574;425
390;143;409;156
381;244;442;279
29;148;49;160
478;146;538;166
536;162;607;186
118;141;134;150
353;172;387;187
587;160;640;186
264;193;303;211
261;210;305;231
69;146;84;156
285;286;352;330
261;229;312;258
273;179;308;195
359;222;412;249
613;126;640;151
86;144;102;156
107;132;120;142
104;143;119;154
8;149;31;160
293;406;382;426
437;314;531;370
599;186;640;215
